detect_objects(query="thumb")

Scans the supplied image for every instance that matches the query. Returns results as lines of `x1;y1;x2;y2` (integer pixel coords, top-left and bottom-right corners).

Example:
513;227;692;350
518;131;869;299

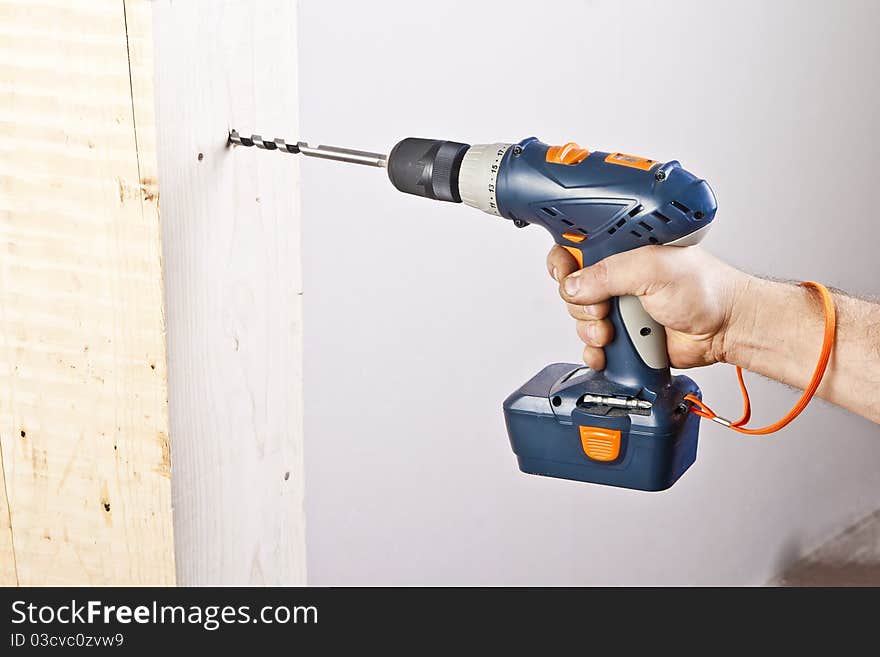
559;246;672;306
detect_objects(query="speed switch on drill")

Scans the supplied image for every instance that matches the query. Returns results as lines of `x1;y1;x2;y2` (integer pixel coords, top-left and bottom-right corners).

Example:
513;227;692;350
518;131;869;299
579;426;621;462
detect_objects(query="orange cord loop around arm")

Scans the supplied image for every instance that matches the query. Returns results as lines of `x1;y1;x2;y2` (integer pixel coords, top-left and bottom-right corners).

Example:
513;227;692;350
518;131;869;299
684;281;836;436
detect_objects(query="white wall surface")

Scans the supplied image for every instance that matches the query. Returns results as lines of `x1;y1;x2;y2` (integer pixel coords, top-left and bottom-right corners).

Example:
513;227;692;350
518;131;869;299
154;0;306;584
299;0;880;585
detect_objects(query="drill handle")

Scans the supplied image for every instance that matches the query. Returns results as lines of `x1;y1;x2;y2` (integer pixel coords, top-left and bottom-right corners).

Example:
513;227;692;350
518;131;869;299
561;243;671;390
603;294;671;390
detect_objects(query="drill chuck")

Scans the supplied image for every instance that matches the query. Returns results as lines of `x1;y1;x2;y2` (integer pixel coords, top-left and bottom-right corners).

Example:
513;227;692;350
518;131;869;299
386;138;470;203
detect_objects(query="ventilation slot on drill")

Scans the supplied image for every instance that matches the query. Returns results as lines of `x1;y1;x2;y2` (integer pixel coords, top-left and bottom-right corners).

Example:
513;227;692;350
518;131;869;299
670;200;691;214
630;230;642;238
561;219;574;226
542;207;558;217
608;217;628;235
653;211;672;224
637;221;653;232
628;204;644;217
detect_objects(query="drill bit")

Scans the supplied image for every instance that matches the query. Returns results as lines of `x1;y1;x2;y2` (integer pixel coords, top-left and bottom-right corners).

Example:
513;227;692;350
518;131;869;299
228;130;387;167
580;394;653;410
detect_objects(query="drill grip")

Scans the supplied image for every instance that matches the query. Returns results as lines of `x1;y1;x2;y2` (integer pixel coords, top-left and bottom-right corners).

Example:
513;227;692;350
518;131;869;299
561;242;671;389
603;295;671;390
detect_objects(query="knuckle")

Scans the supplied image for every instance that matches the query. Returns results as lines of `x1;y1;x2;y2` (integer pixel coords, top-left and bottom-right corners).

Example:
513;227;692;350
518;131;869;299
577;320;611;346
582;345;605;369
594;321;612;345
644;246;674;284
591;258;610;288
583;303;607;319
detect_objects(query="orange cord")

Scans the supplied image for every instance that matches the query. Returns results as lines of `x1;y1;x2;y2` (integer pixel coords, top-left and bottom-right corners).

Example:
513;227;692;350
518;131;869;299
684;281;836;435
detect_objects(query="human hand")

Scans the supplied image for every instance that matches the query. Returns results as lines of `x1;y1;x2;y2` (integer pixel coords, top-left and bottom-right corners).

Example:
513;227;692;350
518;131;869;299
547;245;753;371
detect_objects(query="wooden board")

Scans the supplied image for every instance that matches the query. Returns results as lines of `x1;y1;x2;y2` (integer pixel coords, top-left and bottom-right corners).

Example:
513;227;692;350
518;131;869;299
0;0;174;584
0;455;15;585
152;0;306;585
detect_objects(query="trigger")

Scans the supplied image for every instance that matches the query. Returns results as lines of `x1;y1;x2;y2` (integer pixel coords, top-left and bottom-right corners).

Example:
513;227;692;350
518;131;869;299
562;245;584;269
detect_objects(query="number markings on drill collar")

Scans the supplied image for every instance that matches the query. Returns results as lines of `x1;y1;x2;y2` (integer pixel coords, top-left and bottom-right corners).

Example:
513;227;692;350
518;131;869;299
486;145;509;215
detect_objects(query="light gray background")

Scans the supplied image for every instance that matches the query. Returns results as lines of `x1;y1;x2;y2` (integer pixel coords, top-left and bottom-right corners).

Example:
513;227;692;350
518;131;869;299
299;0;880;585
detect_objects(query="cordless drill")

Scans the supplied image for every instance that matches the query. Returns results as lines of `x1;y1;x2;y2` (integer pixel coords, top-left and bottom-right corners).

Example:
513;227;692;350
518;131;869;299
230;132;717;491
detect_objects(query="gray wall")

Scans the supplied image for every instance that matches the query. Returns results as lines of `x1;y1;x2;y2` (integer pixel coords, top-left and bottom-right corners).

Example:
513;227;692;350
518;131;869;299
299;0;880;585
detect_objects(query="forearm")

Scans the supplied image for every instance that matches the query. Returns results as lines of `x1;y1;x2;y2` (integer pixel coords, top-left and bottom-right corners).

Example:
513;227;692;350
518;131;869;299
719;277;880;423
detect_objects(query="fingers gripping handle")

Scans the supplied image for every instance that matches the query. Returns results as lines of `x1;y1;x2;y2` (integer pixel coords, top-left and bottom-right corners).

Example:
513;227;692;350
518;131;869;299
562;243;671;390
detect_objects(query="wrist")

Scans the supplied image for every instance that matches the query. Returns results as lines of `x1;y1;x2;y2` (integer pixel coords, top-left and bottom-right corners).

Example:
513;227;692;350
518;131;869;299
712;273;765;367
714;276;824;376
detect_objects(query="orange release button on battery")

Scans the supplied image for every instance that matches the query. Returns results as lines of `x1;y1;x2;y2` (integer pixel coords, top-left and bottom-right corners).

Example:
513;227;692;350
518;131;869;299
579;426;621;462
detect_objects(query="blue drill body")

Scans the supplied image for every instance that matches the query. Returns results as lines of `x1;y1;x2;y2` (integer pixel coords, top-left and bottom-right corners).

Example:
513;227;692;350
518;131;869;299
494;138;717;490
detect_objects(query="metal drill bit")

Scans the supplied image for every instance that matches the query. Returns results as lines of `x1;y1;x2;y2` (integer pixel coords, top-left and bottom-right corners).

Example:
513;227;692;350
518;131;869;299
228;130;300;154
229;130;387;167
580;394;653;410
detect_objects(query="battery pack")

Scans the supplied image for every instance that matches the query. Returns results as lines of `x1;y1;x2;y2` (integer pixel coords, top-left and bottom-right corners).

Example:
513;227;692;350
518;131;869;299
503;363;701;491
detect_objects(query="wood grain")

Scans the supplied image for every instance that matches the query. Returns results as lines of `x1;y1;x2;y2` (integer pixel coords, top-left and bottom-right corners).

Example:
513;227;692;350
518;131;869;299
0;0;174;584
152;0;306;585
0;454;15;585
